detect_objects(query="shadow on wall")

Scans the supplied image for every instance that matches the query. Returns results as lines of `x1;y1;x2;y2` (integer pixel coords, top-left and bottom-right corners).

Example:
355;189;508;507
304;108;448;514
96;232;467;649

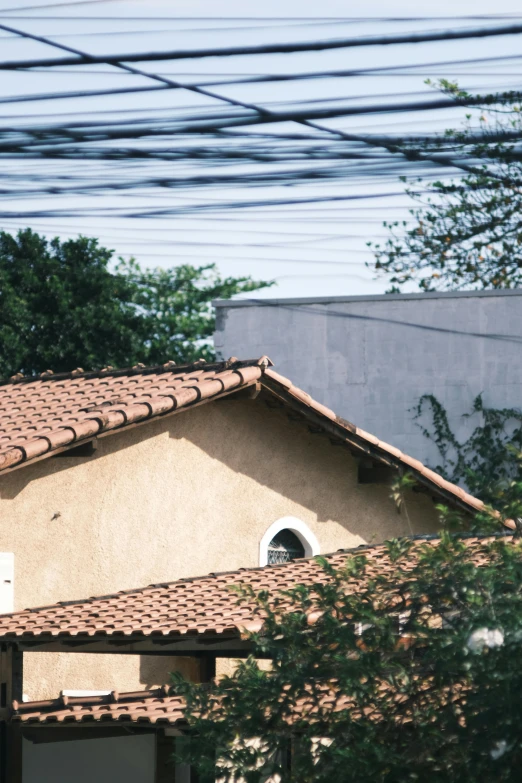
0;446;106;500
169;395;437;537
0;393;436;541
139;655;200;688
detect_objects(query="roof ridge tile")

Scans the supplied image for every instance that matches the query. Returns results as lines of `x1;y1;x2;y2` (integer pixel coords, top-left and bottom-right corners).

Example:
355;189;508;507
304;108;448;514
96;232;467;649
0;358;263;387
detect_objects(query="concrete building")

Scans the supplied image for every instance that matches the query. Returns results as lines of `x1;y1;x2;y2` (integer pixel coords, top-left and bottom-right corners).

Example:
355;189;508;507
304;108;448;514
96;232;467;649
214;289;522;470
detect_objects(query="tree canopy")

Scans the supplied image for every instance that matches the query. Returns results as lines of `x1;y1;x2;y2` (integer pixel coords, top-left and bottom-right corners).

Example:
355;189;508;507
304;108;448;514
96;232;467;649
371;84;522;292
175;534;522;783
0;228;270;377
367;83;522;515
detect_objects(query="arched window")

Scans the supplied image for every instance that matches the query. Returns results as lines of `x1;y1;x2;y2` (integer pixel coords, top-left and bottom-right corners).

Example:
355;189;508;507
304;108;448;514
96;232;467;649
260;517;319;567
267;529;305;565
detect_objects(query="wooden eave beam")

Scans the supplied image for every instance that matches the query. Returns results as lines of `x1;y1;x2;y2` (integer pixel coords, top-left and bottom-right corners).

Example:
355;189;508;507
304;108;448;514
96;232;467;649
13;634;252;656
53;439;98;458
219;382;261;401
21;725;158;744
260;379;475;517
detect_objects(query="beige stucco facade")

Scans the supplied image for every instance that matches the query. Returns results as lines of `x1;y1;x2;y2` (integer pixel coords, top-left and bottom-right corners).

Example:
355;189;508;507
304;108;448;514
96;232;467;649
0;397;439;699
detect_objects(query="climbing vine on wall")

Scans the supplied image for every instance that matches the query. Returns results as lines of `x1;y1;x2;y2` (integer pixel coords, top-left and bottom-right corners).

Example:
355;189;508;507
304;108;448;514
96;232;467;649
413;394;522;508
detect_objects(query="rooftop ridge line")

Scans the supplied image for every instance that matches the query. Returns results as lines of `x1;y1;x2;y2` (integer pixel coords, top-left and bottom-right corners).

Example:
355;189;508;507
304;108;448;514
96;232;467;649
0;357;267;387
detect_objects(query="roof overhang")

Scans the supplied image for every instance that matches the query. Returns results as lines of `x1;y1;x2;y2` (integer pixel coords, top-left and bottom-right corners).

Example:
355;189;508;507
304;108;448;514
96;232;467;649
12;687;188;741
3;631;253;656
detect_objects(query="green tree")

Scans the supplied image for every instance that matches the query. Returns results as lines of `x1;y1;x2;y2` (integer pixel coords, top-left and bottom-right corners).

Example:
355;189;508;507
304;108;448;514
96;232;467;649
370;84;522;292
118;258;267;366
368;83;522;516
175;534;522;783
0;228;270;376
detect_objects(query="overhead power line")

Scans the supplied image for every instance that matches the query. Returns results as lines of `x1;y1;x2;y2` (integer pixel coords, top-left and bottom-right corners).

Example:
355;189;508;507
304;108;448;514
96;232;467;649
0;191;422;220
3;93;512;140
2;14;522;20
0;20;479;204
3;19;519;205
1;12;521;256
2;19;519;199
0;0;127;11
3;53;522;107
2;22;522;71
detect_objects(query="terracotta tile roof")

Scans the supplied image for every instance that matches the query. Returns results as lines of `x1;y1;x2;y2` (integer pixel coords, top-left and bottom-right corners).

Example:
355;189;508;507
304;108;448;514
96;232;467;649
12;679;436;729
0;535;510;643
0;356;483;515
0;358;267;474
11;683;357;728
12;687;185;727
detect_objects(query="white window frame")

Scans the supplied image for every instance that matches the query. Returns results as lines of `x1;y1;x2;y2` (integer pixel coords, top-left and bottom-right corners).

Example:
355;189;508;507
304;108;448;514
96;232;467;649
259;517;319;567
61;690;111;697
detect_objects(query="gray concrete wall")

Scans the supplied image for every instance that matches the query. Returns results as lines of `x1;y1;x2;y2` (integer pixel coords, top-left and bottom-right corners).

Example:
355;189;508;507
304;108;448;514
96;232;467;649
214;290;522;470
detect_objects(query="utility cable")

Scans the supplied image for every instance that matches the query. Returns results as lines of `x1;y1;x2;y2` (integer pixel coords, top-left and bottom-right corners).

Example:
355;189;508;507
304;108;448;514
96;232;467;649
3;21;522;70
1;21;516;192
4;51;522;106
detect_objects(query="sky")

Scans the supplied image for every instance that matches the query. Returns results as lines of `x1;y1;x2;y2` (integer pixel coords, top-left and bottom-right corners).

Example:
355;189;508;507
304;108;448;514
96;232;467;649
1;0;522;299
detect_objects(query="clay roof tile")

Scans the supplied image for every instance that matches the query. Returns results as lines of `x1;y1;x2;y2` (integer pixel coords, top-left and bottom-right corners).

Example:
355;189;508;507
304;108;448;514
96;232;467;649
12;688;186;727
0;535;511;643
0;357;483;516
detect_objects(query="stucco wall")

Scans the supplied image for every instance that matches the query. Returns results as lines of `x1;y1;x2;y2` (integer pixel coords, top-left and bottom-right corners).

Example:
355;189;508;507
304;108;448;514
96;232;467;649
214;290;522;470
0;397;439;699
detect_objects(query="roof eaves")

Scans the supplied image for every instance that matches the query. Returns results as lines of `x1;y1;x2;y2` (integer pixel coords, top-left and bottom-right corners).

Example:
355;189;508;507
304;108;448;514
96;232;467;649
260;369;483;516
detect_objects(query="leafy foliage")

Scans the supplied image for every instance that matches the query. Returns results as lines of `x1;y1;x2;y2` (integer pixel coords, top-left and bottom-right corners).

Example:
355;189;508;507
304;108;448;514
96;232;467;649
412;394;522;525
370;83;522;291
174;535;522;782
118;258;269;366
0;229;270;376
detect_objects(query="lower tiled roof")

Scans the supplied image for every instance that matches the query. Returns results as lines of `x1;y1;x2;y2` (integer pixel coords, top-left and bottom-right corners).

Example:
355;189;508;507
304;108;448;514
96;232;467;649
12;687;185;726
0;535;510;642
12;683;357;728
11;678;464;731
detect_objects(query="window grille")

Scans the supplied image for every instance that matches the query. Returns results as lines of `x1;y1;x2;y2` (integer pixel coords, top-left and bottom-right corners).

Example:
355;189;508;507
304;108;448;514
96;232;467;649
267;529;305;565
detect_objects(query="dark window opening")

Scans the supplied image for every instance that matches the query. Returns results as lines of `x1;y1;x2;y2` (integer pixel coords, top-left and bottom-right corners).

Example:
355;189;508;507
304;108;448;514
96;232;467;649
267;529;305;565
